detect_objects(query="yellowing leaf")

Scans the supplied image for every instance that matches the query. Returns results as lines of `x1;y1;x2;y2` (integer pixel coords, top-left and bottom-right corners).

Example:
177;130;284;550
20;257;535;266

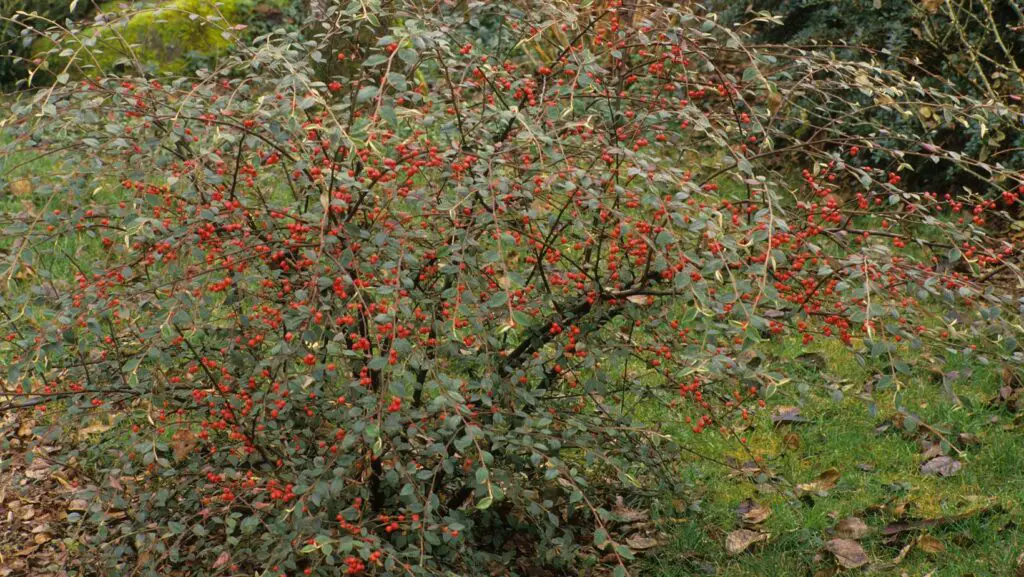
726;529;769;555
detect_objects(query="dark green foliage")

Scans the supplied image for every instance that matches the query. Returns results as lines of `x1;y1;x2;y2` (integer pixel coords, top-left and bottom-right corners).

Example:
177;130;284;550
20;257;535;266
718;0;1024;205
0;0;92;85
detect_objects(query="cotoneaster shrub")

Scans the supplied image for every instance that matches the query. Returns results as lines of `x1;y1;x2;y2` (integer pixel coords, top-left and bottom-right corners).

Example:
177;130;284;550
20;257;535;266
2;1;1022;576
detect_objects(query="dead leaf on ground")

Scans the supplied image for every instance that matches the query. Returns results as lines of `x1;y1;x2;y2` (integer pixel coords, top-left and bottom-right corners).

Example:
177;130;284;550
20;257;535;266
772;406;807;425
797;467;841;494
916;534;945;554
796;352;826;368
77;419;113;440
882;505;995;536
920;441;944;461
1015;551;1024;577
213;551;231;569
825;538;870;569
68;499;89;512
920;455;961;477
8;179;32;196
892;541;914;564
737;499;772;525
16;418;35;438
835;517;870;540
624;534;661;551
957;432;980;446
725;529;769;555
612;495;649;524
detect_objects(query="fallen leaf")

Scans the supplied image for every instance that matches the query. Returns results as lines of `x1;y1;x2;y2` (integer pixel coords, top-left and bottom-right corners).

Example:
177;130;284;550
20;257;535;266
77;419;113;439
213;551;231;569
772;406;807;425
916;534;945;554
725;529;769;555
957;432;980;446
920;455;961;477
882;506;993;536
68;499;89;512
796;352;826;368
737;499;772;525
825;538;869;569
797;468;841;494
783;432;801;450
8;179;32;196
612;496;649;524
624;534;660;551
920;441;944;461
17;418;35;438
892;541;914;564
835;517;870;540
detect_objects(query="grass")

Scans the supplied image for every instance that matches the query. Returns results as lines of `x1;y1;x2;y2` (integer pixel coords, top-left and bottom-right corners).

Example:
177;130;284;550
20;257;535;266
646;336;1024;576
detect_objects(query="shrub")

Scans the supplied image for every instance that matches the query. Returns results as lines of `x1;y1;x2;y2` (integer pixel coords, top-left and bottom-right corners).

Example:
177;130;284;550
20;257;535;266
715;0;1024;204
2;0;1021;575
0;0;92;84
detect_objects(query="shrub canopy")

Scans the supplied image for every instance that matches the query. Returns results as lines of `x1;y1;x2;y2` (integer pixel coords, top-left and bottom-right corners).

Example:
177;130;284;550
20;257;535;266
2;1;1022;576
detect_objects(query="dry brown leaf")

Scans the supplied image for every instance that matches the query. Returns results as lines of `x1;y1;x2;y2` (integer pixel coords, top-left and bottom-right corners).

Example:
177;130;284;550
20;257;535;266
825;538;869;569
624;534;660;551
737;499;772;525
921;0;944;15
8;179;32;196
772;406;807;424
797;468;841;494
612;496;650;524
916;534;945;554
68;499;89;512
920;442;943;461
725;529;769;555
835;517;870;540
892;541;914;564
213;551;231;569
171;429;198;462
77;419;113;439
920;455;961;477
625;294;653;306
17;419;35;438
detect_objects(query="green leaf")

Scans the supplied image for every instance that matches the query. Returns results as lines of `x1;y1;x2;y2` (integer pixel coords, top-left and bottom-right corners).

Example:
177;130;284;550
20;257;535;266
240;516;259;534
487;291;509;308
594;528;610;548
476;496;493;510
357;86;379;103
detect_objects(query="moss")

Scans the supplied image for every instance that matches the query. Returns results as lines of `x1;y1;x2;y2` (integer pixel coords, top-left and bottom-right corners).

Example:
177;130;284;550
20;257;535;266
95;0;240;73
31;0;297;76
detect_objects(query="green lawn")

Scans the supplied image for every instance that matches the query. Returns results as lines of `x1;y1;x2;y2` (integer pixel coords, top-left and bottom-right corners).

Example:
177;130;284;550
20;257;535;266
647;337;1023;576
